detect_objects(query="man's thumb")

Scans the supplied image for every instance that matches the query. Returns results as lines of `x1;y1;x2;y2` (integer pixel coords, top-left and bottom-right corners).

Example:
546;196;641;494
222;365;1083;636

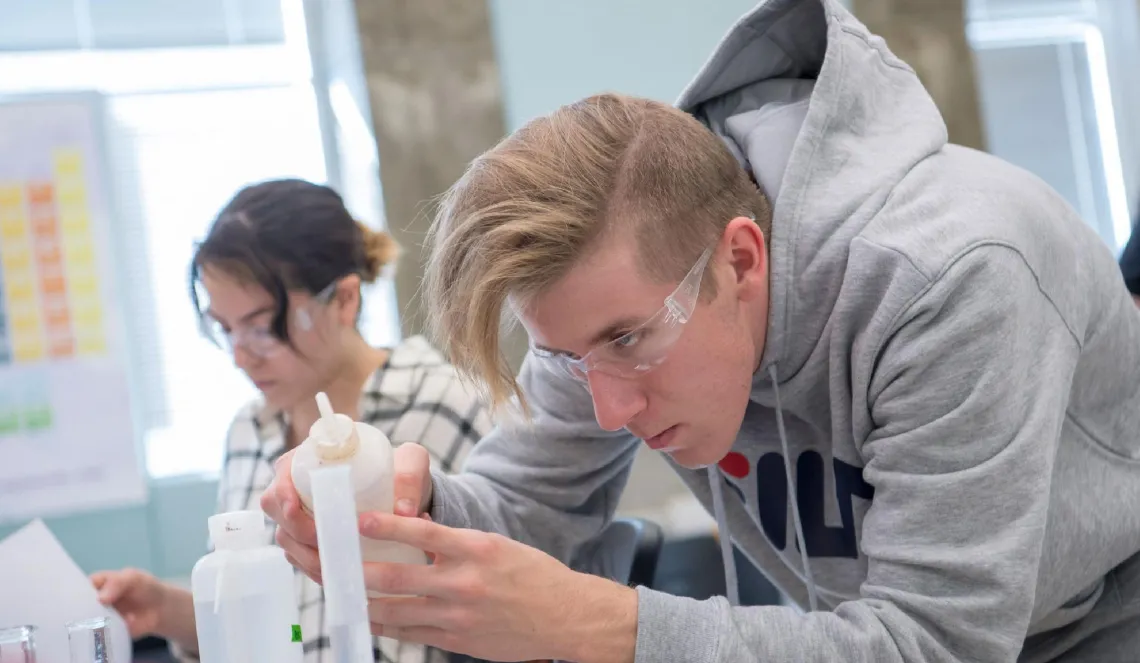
392;443;431;517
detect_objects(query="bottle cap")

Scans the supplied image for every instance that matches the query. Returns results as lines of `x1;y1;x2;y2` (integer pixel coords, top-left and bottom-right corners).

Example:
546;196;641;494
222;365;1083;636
309;392;360;461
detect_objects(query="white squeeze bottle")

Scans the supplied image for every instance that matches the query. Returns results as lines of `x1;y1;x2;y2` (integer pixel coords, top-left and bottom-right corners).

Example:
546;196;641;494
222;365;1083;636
292;392;427;590
191;510;304;663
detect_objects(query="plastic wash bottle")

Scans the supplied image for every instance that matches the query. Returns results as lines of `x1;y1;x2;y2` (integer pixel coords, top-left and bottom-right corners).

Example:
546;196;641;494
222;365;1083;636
190;510;304;663
291;392;428;591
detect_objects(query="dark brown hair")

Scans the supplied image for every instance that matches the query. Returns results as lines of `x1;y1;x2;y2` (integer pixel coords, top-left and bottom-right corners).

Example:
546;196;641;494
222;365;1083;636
190;178;397;345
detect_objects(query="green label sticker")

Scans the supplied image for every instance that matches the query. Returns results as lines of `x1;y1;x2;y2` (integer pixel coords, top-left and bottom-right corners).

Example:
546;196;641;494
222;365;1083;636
291;624;302;642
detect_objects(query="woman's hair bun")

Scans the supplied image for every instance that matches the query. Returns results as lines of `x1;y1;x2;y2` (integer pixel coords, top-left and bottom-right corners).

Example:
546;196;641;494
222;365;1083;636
358;221;399;282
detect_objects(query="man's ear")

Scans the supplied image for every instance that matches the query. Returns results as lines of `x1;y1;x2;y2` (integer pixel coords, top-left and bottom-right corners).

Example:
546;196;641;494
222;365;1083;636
722;216;768;301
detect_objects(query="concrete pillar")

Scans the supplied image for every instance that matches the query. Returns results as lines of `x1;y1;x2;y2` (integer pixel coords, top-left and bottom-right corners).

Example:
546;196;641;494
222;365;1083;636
351;0;527;368
852;0;987;151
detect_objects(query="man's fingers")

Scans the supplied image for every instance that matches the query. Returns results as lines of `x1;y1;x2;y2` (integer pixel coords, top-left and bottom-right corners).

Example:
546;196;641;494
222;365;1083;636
359;512;468;556
262;450;319;547
367;596;473;655
370;624;455;651
279;488;319;547
361;561;442;597
367;597;477;652
417;514;438;563
262;451;294;519
272;448;296;474
392;444;431;516
277;529;323;580
366;595;443;629
284;550;322;584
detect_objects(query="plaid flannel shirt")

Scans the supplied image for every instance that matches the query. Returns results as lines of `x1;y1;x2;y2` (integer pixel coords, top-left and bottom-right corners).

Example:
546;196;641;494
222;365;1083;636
201;335;491;663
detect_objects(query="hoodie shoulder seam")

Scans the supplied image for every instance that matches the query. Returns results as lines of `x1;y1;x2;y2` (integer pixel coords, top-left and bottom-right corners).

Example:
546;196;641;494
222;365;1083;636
865;239;1084;350
834;21;913;76
853;235;934;282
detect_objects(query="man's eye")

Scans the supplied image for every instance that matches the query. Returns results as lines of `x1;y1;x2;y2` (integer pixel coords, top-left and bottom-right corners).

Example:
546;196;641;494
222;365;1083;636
613;331;642;351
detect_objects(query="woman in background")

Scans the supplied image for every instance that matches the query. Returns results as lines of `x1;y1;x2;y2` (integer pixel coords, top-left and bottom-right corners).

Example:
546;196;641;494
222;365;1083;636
90;179;491;663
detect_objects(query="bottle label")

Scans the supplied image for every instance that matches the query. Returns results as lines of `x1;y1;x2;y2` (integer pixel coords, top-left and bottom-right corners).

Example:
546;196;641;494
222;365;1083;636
291;624;303;642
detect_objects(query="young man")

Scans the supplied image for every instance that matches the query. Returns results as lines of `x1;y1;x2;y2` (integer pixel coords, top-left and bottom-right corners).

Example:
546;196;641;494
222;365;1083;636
262;0;1140;660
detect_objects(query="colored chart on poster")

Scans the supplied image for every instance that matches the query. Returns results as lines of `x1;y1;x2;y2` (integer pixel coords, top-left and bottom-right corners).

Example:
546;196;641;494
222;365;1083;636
0;153;107;367
0;95;145;523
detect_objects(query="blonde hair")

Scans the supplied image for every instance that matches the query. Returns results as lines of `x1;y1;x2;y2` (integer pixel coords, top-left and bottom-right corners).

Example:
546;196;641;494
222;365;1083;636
424;93;771;410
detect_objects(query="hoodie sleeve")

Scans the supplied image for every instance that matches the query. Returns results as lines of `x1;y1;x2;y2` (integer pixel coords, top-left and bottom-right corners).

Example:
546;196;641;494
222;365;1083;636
428;354;641;563
634;245;1079;663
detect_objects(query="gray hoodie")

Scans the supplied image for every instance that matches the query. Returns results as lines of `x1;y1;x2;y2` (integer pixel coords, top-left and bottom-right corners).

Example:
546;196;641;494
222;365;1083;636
430;0;1140;661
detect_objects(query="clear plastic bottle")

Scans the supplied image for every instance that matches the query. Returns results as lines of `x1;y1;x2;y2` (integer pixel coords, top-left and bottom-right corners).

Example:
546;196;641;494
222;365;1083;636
291;392;428;585
190;510;303;663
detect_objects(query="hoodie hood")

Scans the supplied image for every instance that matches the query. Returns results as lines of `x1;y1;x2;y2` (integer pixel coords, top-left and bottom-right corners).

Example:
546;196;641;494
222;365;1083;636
677;0;947;381
673;0;949;614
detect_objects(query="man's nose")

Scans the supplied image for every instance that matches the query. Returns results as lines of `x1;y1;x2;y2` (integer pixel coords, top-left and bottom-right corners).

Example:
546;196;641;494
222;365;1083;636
586;371;647;432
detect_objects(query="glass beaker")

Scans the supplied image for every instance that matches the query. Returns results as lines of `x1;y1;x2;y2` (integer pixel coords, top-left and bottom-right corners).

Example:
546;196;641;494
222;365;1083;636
0;625;37;663
66;617;114;663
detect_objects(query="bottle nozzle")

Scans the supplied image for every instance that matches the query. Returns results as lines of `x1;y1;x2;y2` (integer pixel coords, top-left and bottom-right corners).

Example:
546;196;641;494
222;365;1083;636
316;391;335;420
310;392;360;461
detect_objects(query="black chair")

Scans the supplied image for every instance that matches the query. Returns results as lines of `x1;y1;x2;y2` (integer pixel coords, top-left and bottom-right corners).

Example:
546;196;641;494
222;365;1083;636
130;636;177;662
652;534;783;606
569;516;664;587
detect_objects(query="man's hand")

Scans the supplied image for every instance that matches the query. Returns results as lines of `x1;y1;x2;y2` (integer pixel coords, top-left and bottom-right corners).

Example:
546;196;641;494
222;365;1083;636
360;513;638;663
260;443;435;581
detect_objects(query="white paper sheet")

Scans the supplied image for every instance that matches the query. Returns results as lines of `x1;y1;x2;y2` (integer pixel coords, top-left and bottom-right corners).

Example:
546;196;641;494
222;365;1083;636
0;519;132;662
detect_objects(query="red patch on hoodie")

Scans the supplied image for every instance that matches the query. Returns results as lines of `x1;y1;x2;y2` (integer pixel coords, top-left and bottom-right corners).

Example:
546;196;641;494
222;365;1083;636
719;451;751;479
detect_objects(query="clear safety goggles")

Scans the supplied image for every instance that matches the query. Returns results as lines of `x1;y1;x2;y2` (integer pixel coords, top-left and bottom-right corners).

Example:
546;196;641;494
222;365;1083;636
202;280;337;358
531;246;714;383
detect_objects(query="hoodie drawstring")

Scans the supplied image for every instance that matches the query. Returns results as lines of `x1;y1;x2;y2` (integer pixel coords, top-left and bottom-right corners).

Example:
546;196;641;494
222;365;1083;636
708;464;740;606
707;363;820;612
770;363;819;612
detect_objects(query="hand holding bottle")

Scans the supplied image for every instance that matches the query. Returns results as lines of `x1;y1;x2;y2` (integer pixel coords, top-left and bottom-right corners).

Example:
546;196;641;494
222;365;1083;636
261;393;435;582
